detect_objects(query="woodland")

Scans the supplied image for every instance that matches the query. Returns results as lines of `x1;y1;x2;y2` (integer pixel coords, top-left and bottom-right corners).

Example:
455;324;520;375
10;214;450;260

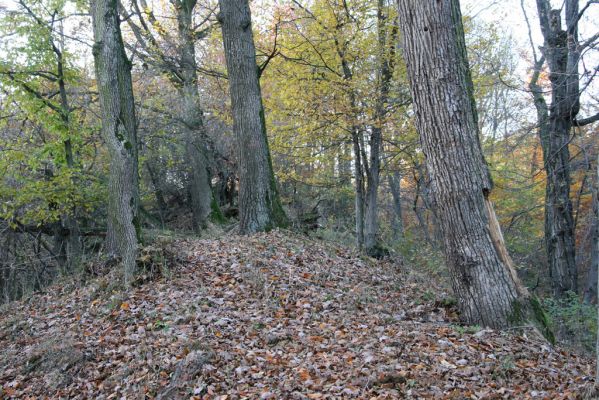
0;0;599;398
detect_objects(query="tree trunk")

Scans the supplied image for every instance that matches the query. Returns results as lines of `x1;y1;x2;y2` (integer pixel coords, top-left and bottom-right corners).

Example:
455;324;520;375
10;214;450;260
56;43;82;269
583;186;598;304
397;0;544;330
388;172;403;241
176;0;220;232
218;0;287;234
352;129;365;249
364;0;396;253
595;153;599;383
146;161;167;227
535;0;579;296
91;0;141;282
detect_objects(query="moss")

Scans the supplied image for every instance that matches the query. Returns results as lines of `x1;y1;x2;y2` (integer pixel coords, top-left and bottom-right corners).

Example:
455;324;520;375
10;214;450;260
258;106;289;229
508;296;555;344
530;295;555;344
209;195;226;224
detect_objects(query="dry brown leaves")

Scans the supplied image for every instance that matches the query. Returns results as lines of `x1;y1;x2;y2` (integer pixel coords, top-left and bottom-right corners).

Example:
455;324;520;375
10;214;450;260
0;230;594;399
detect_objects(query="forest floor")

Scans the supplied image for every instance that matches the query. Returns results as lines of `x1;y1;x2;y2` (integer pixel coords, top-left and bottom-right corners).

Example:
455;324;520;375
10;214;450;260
0;230;595;399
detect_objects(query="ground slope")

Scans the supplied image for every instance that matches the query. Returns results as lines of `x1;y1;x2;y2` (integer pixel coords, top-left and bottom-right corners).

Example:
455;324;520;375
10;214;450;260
0;231;594;399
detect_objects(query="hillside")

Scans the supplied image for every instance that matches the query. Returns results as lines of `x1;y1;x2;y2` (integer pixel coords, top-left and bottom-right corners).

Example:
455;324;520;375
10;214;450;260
0;231;594;399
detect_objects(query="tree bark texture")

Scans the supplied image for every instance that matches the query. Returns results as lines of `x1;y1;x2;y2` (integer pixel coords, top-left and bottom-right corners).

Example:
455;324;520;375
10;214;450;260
583;186;598;304
56;42;82;269
397;0;537;329
218;0;287;234
352;129;365;249
388;172;404;241
91;0;140;282
535;0;579;296
364;0;397;254
176;0;219;232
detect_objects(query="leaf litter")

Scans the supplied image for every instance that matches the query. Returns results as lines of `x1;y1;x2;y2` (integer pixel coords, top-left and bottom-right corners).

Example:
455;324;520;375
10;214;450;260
0;230;594;399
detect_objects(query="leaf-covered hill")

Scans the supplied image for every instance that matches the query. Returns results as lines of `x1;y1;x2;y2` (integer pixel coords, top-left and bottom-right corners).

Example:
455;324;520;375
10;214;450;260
0;231;594;399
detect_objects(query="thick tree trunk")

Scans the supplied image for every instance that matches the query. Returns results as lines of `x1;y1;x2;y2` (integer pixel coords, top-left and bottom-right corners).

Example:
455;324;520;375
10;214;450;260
397;0;543;330
91;0;140;282
218;0;287;233
535;0;579;296
176;0;220;232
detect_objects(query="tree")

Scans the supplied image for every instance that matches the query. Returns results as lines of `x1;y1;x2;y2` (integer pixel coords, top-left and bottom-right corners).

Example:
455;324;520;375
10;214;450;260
0;0;88;271
396;0;546;330
526;0;599;296
123;0;223;232
218;0;287;233
91;0;140;281
363;0;398;254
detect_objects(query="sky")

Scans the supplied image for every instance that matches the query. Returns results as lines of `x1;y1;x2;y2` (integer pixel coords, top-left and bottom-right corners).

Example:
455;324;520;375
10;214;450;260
1;0;597;107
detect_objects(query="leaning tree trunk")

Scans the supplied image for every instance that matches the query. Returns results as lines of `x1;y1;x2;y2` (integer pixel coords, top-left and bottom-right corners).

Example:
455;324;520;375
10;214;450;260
176;0;221;232
535;0;579;296
218;0;287;233
397;0;547;331
91;0;140;282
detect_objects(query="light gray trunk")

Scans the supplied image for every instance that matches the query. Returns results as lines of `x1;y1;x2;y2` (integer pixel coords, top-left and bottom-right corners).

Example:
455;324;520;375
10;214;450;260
176;0;218;232
535;0;579;296
218;0;287;233
91;0;140;282
397;0;539;329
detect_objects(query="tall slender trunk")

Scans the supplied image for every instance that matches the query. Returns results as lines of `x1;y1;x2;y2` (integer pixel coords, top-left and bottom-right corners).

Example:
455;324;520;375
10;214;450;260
595;154;599;382
352;129;365;249
535;0;579;296
91;0;141;282
146;161;167;227
176;0;220;232
56;43;82;269
218;0;287;233
388;172;403;241
584;169;599;303
397;0;546;331
364;0;397;253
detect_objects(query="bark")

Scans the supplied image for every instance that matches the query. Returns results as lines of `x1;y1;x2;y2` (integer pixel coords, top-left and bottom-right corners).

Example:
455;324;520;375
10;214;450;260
397;0;543;330
218;0;287;233
352;129;365;249
535;0;579;296
364;0;397;253
56;39;82;269
146;161;167;227
388;172;403;241
91;0;141;282
583;186;598;303
596;154;599;382
176;0;220;232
